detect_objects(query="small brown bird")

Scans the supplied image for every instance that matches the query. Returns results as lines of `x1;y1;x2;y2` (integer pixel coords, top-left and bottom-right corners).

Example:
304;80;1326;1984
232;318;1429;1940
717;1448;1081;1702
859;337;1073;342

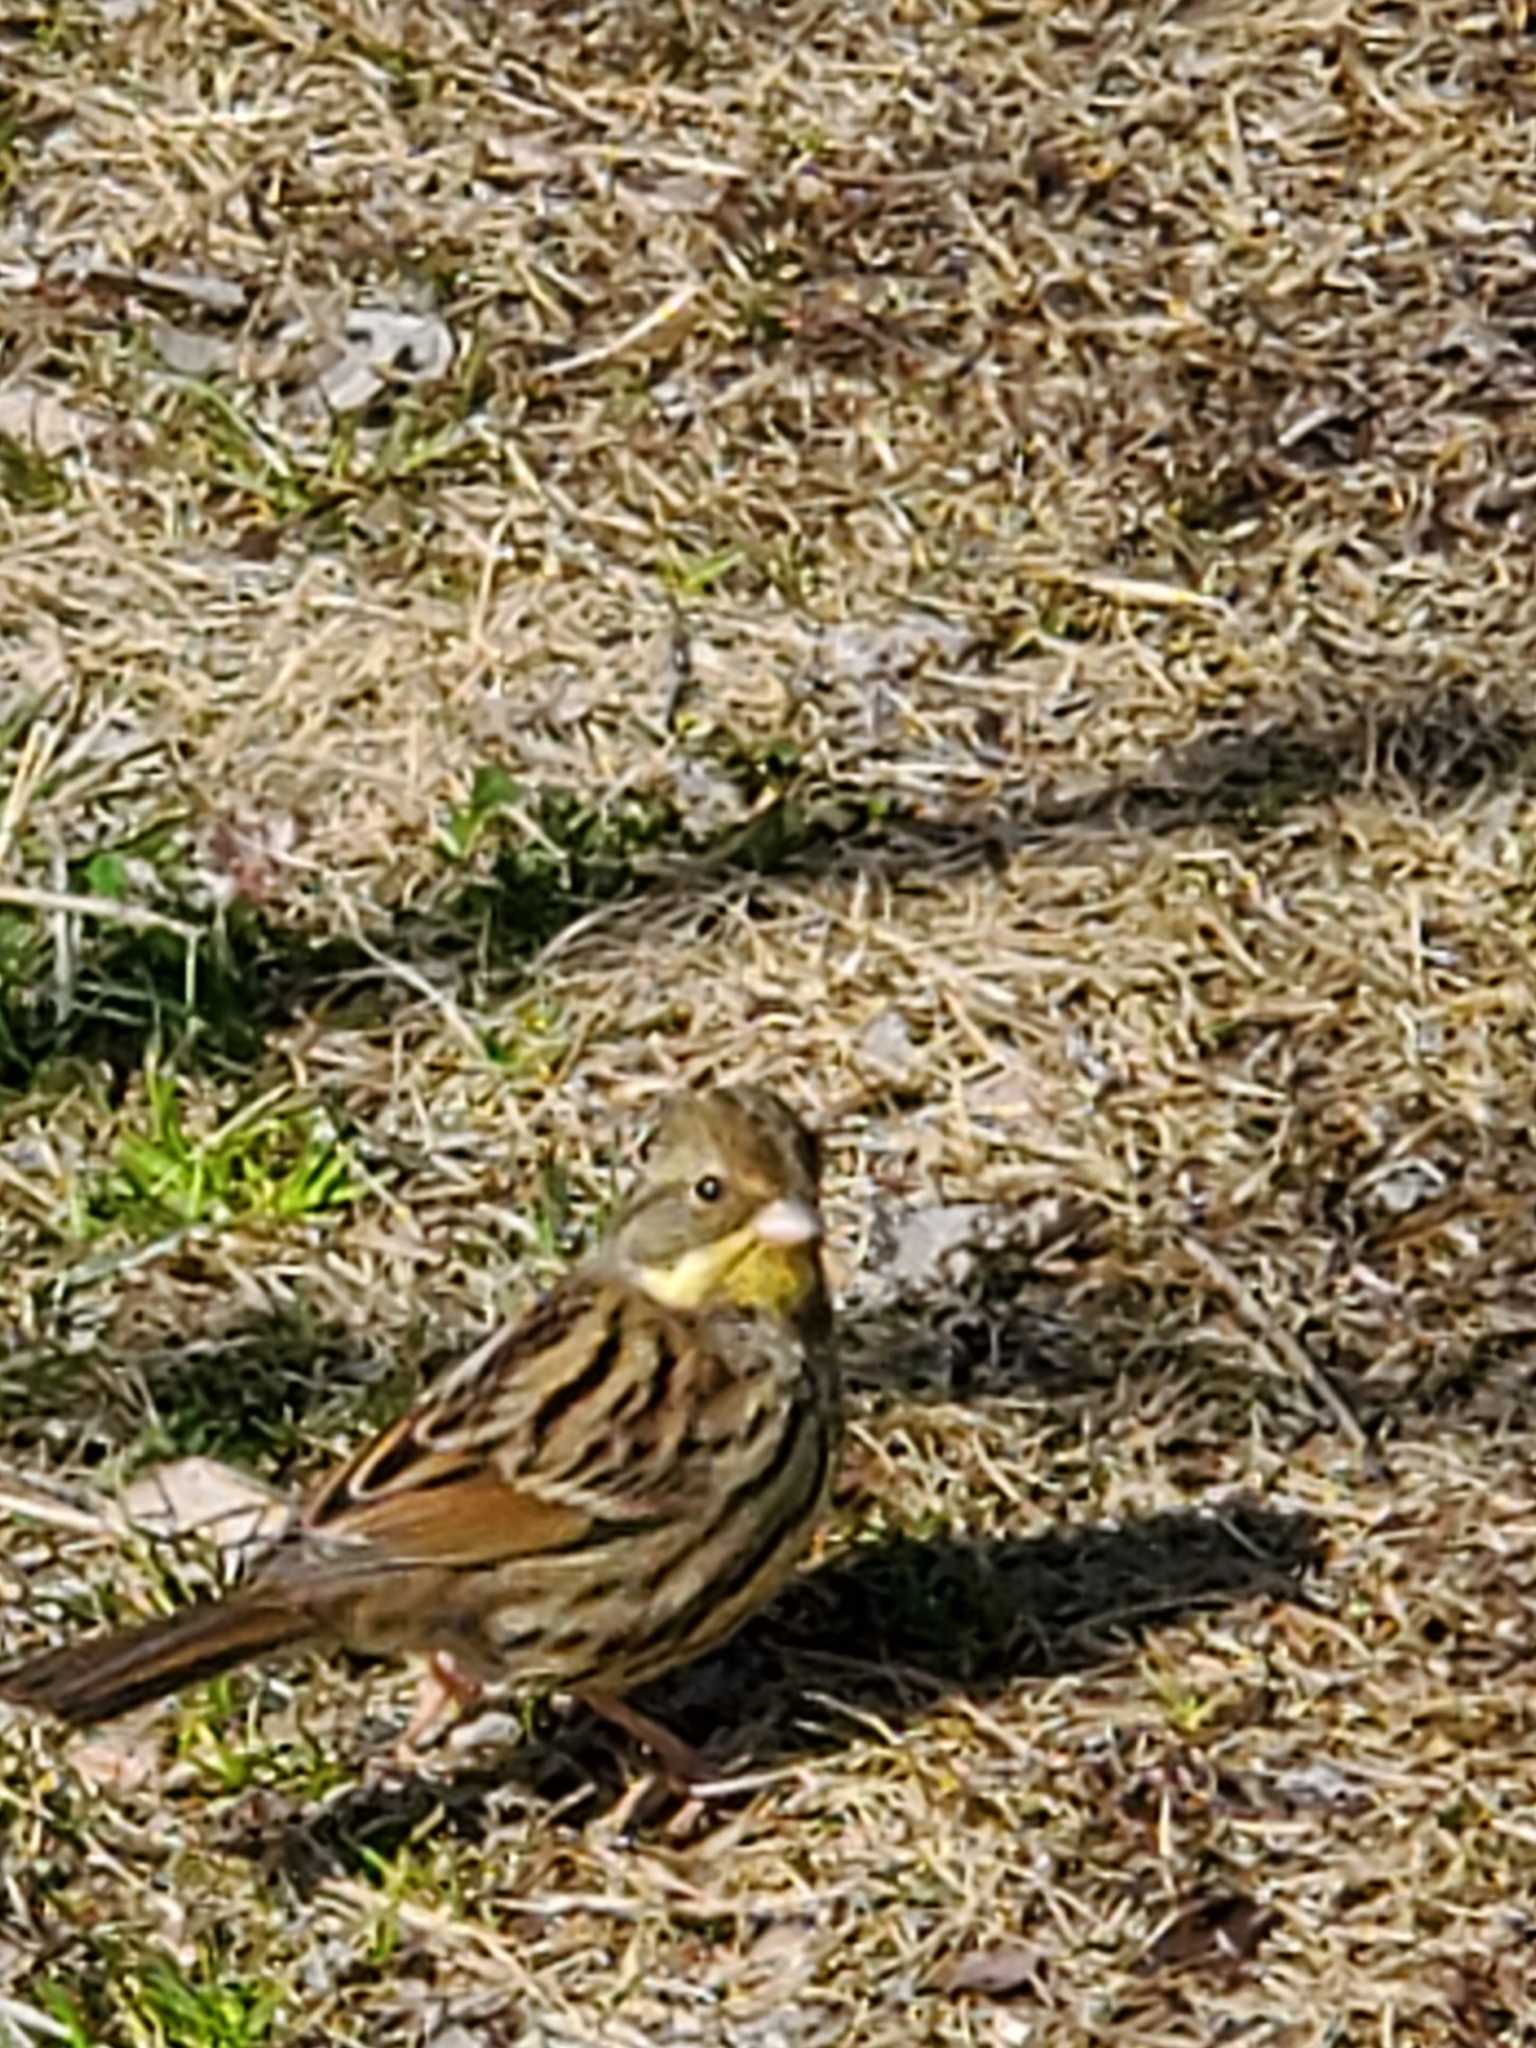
0;1086;837;1778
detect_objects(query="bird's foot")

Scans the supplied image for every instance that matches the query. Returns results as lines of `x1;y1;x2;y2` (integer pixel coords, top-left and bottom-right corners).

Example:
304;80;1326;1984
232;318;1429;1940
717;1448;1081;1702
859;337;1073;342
400;1649;485;1753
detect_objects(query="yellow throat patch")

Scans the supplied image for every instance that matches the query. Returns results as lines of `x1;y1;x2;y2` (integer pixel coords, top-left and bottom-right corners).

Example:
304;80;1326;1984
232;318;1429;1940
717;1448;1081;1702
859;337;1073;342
637;1225;821;1319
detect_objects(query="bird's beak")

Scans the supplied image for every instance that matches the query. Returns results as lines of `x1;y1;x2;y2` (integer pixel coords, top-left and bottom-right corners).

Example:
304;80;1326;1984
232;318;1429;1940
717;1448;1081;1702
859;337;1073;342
750;1195;823;1248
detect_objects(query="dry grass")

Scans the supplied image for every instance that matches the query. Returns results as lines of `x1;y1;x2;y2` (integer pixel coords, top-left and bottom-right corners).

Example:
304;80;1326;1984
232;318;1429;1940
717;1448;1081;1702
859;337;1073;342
3;0;1536;2040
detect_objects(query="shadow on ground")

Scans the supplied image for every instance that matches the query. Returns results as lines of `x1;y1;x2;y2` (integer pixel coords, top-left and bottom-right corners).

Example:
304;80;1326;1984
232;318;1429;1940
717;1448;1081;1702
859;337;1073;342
5;675;1530;1090
1;1263;1335;1879
247;1496;1323;1889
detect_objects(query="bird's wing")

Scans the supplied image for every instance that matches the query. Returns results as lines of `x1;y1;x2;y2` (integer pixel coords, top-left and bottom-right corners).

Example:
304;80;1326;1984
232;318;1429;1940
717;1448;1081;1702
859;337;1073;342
289;1277;696;1571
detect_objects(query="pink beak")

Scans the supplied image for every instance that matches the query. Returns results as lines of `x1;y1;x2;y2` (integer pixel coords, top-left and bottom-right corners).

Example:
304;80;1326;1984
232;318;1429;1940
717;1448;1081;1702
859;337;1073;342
751;1195;824;1247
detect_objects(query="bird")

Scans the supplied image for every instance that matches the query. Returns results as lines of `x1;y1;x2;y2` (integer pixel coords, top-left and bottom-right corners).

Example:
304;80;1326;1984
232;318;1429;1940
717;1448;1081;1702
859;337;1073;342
0;1085;838;1781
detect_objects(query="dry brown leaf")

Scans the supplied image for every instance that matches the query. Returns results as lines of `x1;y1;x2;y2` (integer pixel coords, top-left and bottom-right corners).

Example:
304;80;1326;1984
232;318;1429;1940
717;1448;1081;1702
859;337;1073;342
68;1731;161;1794
1140;1894;1276;1977
0;380;107;456
118;1456;288;1563
931;1944;1050;2001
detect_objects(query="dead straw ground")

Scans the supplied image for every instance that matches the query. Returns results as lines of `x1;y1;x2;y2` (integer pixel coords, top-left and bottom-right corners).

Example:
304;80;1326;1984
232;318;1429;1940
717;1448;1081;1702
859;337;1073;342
3;1;1536;2042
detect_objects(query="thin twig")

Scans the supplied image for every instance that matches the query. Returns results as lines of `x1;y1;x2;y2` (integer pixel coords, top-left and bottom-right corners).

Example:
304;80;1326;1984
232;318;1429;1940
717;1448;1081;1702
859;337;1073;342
1023;565;1230;615
544;279;704;377
0;883;198;941
327;906;489;1064
0;724;55;876
322;1874;854;1930
48;835;72;1025
0;1469;112;1539
1180;1233;1389;1479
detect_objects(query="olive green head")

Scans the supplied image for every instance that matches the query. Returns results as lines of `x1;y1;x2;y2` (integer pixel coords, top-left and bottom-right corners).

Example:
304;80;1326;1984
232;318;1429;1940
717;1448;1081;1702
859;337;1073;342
608;1085;826;1320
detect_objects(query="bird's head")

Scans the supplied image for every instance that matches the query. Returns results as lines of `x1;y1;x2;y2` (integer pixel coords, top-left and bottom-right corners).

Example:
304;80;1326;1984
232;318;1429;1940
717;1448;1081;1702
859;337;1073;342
607;1085;827;1327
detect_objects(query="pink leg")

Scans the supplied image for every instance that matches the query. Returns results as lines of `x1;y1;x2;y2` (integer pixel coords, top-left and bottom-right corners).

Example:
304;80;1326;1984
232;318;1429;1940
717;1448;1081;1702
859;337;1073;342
401;1650;485;1750
576;1689;714;1784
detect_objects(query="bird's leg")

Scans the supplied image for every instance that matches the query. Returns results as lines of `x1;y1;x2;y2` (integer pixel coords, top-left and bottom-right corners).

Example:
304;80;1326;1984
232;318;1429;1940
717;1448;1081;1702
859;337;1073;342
576;1689;714;1786
401;1649;485;1751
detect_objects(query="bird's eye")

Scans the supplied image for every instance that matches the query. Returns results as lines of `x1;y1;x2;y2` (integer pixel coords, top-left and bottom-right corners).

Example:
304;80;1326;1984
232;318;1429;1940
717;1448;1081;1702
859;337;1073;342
693;1174;724;1204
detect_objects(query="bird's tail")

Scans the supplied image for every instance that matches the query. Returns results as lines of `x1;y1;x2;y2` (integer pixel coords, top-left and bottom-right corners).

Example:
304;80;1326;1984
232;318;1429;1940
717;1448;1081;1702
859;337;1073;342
0;1591;311;1725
